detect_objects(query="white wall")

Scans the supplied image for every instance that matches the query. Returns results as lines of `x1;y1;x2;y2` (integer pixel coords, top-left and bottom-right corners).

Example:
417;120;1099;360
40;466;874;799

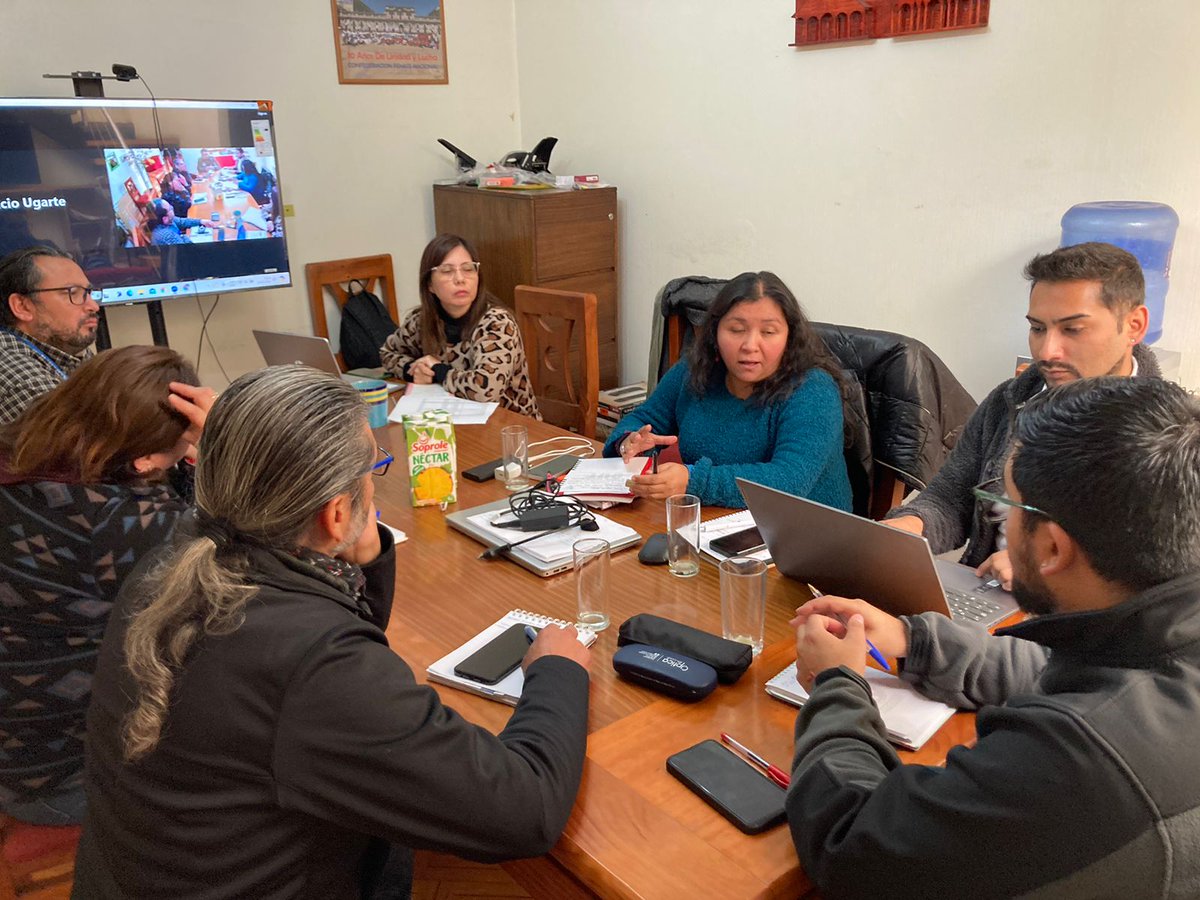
513;0;1200;398
1;0;520;385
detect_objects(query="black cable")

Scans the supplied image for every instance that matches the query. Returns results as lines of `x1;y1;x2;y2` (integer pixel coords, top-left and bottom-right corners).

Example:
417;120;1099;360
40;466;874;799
194;295;230;385
137;73;165;158
479;480;599;562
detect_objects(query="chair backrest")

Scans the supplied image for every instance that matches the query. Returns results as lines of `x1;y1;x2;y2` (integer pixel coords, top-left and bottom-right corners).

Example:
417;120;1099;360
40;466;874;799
304;254;399;369
657;278;976;518
514;285;599;438
0;815;81;898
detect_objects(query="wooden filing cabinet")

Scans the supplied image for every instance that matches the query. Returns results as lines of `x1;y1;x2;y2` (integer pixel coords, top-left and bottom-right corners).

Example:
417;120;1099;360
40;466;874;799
432;184;619;388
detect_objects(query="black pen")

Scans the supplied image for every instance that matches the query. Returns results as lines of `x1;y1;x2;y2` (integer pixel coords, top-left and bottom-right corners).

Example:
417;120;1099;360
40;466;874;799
651;446;661;474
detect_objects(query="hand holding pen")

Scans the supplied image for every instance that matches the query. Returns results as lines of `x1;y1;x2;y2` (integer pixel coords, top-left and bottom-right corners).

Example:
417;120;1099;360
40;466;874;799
790;589;909;688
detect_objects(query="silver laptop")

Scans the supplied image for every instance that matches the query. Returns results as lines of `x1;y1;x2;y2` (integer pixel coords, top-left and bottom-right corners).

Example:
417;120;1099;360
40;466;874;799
252;330;403;392
737;478;1019;627
446;497;641;578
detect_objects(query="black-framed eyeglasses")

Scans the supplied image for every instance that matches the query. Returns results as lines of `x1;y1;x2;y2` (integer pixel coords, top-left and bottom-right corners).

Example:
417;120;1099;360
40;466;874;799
368;446;393;477
429;261;481;279
24;285;100;306
972;478;1049;524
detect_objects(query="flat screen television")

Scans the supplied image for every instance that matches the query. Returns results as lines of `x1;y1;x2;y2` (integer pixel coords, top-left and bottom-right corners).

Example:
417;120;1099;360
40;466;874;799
0;97;290;304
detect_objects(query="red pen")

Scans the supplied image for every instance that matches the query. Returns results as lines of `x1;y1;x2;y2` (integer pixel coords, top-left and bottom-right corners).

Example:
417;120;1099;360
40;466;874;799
720;732;790;789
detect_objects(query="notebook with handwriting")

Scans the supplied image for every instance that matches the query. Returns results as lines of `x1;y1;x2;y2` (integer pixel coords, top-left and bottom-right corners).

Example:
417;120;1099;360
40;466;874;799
766;661;955;751
426;609;597;706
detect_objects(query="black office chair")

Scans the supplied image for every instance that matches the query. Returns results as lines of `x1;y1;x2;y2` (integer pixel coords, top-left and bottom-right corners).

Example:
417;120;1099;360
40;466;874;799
651;275;977;519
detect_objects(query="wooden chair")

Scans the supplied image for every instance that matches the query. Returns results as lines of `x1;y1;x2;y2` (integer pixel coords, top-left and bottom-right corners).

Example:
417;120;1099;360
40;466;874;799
0;816;81;899
514;286;599;438
304;254;399;369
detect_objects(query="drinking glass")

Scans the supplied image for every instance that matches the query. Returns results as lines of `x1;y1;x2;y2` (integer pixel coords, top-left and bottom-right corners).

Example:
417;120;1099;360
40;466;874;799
666;494;701;578
500;425;531;490
573;538;610;632
719;556;768;655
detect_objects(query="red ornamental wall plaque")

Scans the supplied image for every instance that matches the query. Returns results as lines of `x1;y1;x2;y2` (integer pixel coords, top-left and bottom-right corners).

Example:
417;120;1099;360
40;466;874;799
791;0;989;47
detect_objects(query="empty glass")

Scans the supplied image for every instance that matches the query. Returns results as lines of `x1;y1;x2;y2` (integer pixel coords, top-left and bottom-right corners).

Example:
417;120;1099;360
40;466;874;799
500;424;531;490
573;538;610;631
666;494;701;578
719;556;768;655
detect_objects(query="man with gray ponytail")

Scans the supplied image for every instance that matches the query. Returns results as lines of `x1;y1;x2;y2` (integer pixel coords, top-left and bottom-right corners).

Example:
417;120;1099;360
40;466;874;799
73;365;591;900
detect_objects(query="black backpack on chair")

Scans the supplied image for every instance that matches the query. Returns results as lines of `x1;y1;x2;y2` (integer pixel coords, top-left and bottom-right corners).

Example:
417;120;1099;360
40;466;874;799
339;280;398;370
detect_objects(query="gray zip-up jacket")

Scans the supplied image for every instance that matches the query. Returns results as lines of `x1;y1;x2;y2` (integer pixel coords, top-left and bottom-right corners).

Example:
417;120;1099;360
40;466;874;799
786;572;1200;898
884;343;1161;566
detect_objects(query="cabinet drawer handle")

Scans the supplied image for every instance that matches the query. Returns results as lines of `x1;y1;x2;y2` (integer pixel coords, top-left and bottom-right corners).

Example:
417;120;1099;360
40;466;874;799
608;213;614;221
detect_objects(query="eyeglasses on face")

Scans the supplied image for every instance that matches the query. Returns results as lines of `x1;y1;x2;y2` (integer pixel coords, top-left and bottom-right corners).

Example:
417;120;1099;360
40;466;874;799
429;261;481;279
25;285;100;306
972;478;1049;524
369;446;394;477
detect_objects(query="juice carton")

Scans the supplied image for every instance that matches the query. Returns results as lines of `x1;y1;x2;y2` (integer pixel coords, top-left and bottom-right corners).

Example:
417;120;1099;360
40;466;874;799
404;410;457;508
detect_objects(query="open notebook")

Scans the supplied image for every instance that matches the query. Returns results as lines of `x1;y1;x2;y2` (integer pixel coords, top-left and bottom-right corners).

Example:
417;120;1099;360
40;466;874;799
426;609;597;706
766;662;955;751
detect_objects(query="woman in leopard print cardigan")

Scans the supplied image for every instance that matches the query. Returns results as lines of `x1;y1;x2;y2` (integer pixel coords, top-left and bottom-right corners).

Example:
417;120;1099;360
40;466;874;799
379;233;541;418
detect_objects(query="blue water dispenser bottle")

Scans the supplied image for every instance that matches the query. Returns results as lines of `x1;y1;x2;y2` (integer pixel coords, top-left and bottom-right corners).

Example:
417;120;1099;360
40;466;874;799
1060;201;1179;345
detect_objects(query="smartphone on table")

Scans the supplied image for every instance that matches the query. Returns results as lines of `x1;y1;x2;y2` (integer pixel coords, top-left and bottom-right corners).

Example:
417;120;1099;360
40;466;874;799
453;624;535;684
708;526;766;558
666;739;786;834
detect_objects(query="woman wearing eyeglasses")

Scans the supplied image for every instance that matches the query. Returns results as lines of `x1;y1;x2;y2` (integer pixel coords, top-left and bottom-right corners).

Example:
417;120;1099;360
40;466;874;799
379;233;540;417
0;345;215;828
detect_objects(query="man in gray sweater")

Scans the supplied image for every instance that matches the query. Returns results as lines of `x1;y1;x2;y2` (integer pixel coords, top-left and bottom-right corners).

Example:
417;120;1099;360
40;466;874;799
885;242;1159;589
788;377;1200;898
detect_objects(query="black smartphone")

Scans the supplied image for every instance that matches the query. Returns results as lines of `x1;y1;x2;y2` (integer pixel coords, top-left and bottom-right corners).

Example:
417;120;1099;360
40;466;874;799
708;526;766;558
453;624;533;684
462;457;503;482
666;739;786;834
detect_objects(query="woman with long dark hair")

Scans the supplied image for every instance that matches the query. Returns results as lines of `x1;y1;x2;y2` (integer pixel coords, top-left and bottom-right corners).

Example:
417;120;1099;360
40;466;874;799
0;345;214;826
605;271;851;510
379;233;539;416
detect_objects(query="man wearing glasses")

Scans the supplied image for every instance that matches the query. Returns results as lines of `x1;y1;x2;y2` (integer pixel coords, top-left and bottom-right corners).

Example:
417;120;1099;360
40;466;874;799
0;246;100;424
883;242;1160;589
788;377;1200;897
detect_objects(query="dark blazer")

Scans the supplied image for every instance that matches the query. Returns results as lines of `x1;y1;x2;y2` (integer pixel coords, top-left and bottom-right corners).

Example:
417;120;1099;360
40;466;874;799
73;526;590;899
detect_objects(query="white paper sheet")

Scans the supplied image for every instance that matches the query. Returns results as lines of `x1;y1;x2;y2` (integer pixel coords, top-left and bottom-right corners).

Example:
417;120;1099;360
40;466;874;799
387;384;498;426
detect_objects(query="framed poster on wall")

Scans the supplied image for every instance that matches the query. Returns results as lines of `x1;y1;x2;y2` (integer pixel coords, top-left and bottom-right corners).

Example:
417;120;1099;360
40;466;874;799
330;0;448;85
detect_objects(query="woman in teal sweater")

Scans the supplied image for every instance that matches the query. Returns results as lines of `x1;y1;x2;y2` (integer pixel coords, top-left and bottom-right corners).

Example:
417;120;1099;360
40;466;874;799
604;271;851;510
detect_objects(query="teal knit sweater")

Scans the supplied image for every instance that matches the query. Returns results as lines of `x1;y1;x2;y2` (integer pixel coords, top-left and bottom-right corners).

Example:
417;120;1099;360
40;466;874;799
603;362;851;510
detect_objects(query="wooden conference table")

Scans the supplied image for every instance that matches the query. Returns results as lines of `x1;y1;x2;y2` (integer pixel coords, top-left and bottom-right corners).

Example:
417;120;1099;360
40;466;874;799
371;408;979;900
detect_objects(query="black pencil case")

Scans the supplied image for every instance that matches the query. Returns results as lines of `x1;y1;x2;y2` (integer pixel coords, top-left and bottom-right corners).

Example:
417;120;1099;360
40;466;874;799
617;614;752;685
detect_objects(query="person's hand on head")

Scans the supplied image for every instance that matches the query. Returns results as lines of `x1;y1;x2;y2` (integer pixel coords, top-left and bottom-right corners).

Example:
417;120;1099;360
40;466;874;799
523;624;591;674
975;549;1013;591
168;382;219;449
620;425;677;463
790;594;908;659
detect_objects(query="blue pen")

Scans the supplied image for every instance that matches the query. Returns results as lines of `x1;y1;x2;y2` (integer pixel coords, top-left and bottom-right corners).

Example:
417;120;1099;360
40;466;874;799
524;625;539;643
806;584;891;673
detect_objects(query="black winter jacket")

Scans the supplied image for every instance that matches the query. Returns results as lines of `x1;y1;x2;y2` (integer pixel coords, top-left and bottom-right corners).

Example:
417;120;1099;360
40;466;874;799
73;526;589;899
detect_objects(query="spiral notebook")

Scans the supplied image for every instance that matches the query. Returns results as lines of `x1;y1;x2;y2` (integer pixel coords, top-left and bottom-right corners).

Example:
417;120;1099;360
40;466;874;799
765;662;955;751
426;609;597;706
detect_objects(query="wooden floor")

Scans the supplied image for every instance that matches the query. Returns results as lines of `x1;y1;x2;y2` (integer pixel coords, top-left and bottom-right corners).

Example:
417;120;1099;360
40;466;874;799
412;851;532;900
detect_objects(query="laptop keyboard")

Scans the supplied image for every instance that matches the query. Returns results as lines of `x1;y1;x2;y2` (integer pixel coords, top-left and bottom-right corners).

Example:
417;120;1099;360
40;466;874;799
944;588;1007;624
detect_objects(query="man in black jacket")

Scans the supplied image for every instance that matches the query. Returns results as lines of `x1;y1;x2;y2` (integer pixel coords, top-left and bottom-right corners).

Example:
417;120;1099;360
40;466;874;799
74;365;591;899
789;377;1200;897
884;242;1159;589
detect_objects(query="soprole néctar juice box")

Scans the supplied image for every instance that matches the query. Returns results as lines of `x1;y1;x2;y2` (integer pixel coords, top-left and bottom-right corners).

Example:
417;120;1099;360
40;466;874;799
403;410;457;508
